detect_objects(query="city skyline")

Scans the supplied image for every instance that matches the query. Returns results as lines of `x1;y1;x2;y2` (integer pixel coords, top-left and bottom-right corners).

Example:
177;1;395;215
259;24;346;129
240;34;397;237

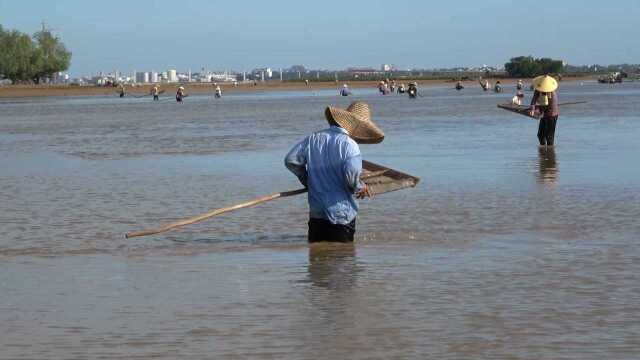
1;0;639;76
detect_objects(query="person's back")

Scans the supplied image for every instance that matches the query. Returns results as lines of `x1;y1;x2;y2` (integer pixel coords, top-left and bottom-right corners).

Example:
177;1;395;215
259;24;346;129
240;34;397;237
284;101;383;242
286;127;361;224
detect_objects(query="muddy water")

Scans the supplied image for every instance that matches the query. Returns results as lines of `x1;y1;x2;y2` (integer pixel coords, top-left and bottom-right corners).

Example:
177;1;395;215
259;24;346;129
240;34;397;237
1;82;639;359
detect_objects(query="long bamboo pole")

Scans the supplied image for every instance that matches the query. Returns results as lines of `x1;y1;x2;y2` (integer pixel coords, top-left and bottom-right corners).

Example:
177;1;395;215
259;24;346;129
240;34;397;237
124;170;389;239
125;188;307;238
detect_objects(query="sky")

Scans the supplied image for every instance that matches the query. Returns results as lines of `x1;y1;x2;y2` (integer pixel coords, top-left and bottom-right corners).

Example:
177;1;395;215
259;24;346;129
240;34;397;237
1;0;639;76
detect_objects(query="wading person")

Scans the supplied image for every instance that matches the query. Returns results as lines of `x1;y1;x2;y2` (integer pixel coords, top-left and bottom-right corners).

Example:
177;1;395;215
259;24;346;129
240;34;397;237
378;81;389;95
511;90;524;105
480;79;490;91
176;86;186;102
494;80;503;93
214;85;222;98
340;84;351;96
284;101;384;243
407;82;418;98
151;85;160;101
529;75;559;147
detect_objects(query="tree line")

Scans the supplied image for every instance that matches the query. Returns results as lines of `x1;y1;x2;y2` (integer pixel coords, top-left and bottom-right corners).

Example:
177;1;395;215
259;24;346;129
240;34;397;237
0;25;72;84
505;56;564;78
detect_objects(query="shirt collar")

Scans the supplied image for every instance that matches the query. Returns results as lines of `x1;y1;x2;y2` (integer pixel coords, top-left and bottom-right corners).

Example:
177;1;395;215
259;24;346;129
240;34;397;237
329;126;349;135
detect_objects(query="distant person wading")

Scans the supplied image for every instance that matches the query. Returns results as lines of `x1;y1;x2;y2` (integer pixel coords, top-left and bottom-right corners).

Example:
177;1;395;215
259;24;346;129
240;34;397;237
151;85;160;101
176;86;186;102
407;82;418;98
529;75;560;147
285;101;384;243
340;84;351;96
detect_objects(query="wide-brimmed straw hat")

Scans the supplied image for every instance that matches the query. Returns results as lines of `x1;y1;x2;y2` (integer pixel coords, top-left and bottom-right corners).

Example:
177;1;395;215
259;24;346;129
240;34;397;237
324;101;384;144
178;86;185;90
532;75;558;92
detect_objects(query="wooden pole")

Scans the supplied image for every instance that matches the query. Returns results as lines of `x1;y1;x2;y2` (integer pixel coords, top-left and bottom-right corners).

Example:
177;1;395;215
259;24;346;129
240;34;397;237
124;170;389;239
125;188;307;238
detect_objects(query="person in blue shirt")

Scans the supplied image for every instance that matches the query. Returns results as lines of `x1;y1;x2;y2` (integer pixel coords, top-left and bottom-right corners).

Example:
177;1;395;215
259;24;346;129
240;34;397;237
339;84;351;96
284;101;384;243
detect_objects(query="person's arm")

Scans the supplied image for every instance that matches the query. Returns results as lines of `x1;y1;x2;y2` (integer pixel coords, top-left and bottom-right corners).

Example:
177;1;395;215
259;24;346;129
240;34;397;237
284;137;309;187
529;90;539;116
343;144;370;198
530;90;539;107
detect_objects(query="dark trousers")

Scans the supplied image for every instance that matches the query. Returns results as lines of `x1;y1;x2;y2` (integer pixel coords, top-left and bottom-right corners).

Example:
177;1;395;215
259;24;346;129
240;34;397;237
537;115;558;146
308;218;356;243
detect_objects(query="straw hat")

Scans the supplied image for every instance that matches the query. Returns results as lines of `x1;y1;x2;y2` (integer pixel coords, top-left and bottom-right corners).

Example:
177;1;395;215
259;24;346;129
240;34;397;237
532;75;558;92
324;101;384;144
178;86;185;90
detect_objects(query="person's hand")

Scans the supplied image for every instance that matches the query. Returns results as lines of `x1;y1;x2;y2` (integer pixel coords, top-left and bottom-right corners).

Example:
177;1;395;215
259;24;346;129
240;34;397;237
356;183;372;199
528;108;536;117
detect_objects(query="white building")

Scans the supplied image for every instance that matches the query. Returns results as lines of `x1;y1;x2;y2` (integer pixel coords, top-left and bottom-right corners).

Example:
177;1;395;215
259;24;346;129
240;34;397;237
136;72;149;83
381;64;394;72
167;69;178;83
150;71;159;83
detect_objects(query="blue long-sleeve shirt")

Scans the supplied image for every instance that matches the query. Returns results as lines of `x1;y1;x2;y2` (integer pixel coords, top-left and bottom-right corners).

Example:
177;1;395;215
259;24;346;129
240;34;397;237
284;126;365;224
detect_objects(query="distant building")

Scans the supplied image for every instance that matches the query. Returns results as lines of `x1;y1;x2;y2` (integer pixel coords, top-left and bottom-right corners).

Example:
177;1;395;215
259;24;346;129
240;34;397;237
167;69;178;83
136;72;149;83
347;67;380;76
150;71;159;83
381;64;395;72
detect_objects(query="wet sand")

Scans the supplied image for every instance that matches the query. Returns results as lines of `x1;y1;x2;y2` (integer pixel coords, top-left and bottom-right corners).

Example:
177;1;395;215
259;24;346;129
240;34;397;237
0;76;593;98
1;81;639;358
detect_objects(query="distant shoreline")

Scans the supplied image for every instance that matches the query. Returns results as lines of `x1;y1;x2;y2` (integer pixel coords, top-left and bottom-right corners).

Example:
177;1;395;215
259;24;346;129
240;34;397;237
0;77;594;98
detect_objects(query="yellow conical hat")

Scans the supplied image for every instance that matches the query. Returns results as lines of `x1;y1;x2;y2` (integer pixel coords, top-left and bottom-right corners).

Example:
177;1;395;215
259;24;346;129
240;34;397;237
532;75;558;92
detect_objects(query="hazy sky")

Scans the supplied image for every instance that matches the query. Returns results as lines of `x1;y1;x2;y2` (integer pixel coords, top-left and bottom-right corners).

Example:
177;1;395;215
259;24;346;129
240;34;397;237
1;0;638;75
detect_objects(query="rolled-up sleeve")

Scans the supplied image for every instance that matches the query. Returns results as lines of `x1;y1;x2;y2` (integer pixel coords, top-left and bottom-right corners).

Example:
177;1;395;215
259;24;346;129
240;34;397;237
343;143;364;194
284;137;309;186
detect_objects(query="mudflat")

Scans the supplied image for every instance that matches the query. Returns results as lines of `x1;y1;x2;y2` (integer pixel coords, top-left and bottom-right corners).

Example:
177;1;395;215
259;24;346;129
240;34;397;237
0;77;592;98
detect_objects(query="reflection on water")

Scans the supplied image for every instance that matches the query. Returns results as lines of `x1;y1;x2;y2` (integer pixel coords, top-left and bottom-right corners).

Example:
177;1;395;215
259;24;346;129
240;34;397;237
307;243;359;290
537;146;558;185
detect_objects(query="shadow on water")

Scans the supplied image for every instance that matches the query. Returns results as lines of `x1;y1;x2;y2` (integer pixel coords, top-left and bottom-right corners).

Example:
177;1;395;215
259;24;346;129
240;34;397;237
306;243;360;291
537;146;558;186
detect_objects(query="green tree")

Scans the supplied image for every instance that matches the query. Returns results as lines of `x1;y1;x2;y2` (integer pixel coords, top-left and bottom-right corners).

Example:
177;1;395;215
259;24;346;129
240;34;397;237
33;30;71;82
0;25;72;83
0;29;40;83
505;56;564;77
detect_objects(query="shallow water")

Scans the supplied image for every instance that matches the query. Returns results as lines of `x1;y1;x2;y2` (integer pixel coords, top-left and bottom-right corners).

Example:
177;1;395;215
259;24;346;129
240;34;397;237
1;82;639;358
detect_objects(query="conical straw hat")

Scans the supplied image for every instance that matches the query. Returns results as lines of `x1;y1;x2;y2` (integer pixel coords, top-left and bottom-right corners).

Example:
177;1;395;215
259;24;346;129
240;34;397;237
532;75;558;92
324;101;384;144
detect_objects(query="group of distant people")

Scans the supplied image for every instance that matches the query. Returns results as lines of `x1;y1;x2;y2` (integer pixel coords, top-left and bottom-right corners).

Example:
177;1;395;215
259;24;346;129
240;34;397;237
337;80;418;98
376;79;419;98
116;83;224;102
